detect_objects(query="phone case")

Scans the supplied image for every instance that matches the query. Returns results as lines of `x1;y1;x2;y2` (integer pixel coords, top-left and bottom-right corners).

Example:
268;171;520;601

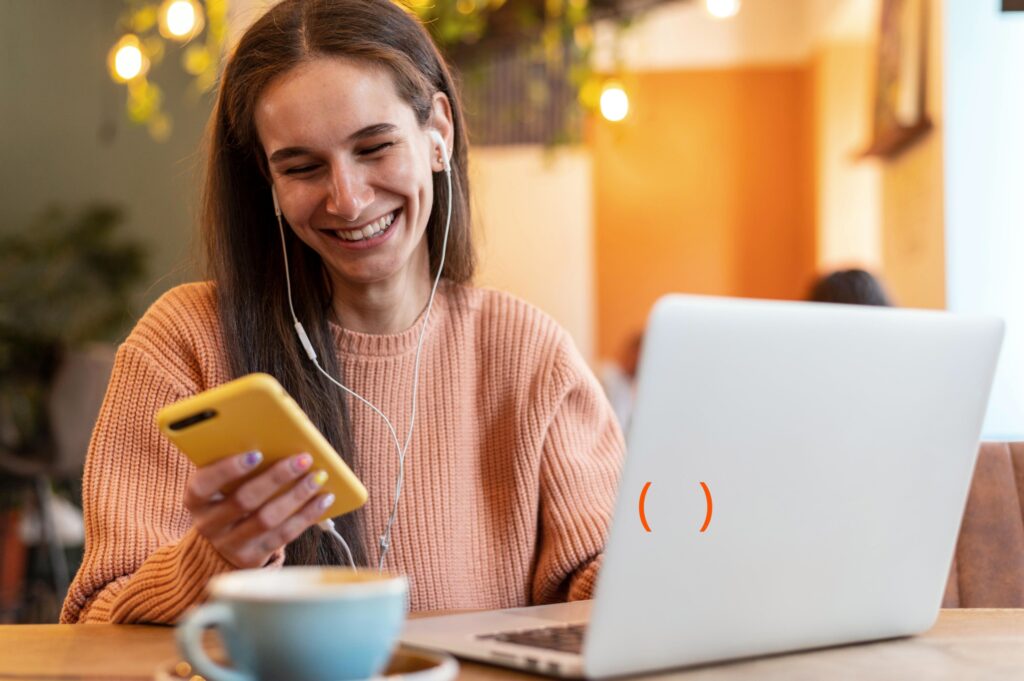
155;373;367;520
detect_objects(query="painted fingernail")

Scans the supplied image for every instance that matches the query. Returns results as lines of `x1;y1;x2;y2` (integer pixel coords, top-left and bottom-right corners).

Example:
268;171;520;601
309;470;328;489
243;451;263;468
292;453;313;472
319;493;335;509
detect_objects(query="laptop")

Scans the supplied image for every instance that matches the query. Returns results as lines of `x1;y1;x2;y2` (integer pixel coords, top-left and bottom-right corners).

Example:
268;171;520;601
400;295;1004;678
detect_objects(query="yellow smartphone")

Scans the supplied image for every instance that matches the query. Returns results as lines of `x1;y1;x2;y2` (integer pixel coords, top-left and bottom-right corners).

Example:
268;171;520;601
155;373;367;520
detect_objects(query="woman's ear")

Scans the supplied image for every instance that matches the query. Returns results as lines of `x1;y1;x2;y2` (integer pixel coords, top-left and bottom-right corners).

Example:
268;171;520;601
429;92;455;163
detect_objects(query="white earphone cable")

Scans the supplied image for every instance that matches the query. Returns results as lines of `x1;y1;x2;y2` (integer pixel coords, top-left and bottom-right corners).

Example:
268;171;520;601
379;157;452;571
275;143;452;572
318;518;356;570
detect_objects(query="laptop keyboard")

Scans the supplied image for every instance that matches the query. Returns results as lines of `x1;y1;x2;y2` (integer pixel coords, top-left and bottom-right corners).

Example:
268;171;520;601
477;623;587;655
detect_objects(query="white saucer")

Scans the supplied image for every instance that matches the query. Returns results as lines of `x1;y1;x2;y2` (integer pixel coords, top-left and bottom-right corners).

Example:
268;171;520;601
155;645;459;681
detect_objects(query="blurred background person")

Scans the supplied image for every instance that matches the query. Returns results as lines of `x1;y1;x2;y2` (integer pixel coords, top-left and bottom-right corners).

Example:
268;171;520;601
600;330;643;435
807;269;894;307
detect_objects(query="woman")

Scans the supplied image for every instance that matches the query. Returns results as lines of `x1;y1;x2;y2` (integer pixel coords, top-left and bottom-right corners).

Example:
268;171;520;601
61;0;623;624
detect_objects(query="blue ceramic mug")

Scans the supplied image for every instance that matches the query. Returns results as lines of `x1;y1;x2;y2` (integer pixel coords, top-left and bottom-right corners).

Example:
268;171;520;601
176;567;408;681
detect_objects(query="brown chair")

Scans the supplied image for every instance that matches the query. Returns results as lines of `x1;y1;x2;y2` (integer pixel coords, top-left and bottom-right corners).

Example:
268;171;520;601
943;442;1024;607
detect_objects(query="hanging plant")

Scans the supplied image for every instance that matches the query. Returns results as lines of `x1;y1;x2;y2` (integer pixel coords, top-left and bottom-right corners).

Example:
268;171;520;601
107;0;228;141
106;0;664;143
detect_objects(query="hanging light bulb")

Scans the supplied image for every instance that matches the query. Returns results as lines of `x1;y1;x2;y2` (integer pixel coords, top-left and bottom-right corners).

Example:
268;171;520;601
108;34;149;83
600;82;629;122
159;0;205;41
706;0;741;19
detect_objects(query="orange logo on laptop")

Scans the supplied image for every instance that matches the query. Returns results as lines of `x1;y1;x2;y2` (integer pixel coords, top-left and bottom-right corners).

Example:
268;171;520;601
638;481;713;533
639;482;653;532
699;482;713;533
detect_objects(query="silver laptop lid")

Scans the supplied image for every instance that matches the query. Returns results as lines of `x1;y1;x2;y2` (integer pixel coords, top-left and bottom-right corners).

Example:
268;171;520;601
584;295;1003;678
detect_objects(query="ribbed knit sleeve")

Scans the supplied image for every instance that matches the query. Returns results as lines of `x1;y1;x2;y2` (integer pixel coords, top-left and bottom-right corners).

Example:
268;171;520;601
60;284;283;624
531;330;624;604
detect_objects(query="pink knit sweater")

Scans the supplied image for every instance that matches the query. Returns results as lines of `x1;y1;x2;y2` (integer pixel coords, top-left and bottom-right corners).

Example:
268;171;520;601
60;281;624;623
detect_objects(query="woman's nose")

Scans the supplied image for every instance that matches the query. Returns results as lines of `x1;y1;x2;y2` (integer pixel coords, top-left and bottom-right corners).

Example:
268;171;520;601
325;165;373;221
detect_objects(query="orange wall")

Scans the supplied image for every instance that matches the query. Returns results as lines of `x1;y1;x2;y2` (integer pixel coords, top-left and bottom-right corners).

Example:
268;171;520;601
591;68;816;360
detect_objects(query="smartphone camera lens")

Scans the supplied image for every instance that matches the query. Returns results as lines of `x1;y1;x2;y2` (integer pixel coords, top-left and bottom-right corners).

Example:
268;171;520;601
168;409;218;431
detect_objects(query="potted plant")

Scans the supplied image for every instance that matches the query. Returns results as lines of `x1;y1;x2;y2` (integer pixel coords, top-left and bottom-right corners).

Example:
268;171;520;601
0;204;147;462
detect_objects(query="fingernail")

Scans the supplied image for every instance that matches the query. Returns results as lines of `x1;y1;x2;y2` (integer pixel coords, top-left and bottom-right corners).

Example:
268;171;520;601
309;470;328;489
243;451;263;468
319;493;335;509
292;453;312;472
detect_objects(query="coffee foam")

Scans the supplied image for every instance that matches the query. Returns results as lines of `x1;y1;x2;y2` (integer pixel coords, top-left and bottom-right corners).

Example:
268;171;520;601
209;566;407;602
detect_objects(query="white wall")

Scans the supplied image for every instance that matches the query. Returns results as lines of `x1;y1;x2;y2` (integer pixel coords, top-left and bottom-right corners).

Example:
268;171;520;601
944;0;1024;439
469;147;596;363
809;0;885;272
592;0;878;72
594;0;817;71
878;0;946;310
813;38;883;271
809;0;878;42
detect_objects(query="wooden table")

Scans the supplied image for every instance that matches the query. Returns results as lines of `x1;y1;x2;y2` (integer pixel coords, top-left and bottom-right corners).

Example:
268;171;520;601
1;610;1022;680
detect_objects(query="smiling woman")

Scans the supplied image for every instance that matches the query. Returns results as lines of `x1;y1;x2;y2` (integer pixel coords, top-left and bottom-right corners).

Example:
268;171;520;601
256;57;451;316
60;0;624;624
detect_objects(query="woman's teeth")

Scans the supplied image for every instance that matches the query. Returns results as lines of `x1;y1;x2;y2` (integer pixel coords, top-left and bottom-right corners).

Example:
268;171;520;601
334;211;397;241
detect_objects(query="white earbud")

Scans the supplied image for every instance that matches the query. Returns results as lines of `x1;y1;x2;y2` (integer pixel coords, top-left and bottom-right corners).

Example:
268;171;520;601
271;185;281;217
428;130;450;173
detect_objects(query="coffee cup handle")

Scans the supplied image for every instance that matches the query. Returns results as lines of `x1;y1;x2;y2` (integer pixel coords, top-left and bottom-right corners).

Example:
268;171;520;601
176;603;253;681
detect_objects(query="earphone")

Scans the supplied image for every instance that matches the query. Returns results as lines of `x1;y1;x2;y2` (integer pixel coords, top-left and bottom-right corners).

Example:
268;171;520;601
428;129;450;172
272;129;453;572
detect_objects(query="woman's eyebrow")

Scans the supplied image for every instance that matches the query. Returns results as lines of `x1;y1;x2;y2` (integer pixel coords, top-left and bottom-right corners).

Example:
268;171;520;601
268;147;314;164
348;122;399;141
268;123;400;165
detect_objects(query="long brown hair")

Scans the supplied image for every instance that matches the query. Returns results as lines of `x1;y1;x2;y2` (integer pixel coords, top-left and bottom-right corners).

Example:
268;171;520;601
201;0;474;565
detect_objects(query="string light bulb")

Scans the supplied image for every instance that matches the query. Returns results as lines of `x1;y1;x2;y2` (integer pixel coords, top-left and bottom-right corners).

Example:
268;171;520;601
108;34;149;83
706;0;741;19
159;0;205;41
600;82;629;122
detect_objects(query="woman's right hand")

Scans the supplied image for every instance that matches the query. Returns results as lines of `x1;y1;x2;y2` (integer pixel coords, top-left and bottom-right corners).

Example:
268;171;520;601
184;451;335;568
